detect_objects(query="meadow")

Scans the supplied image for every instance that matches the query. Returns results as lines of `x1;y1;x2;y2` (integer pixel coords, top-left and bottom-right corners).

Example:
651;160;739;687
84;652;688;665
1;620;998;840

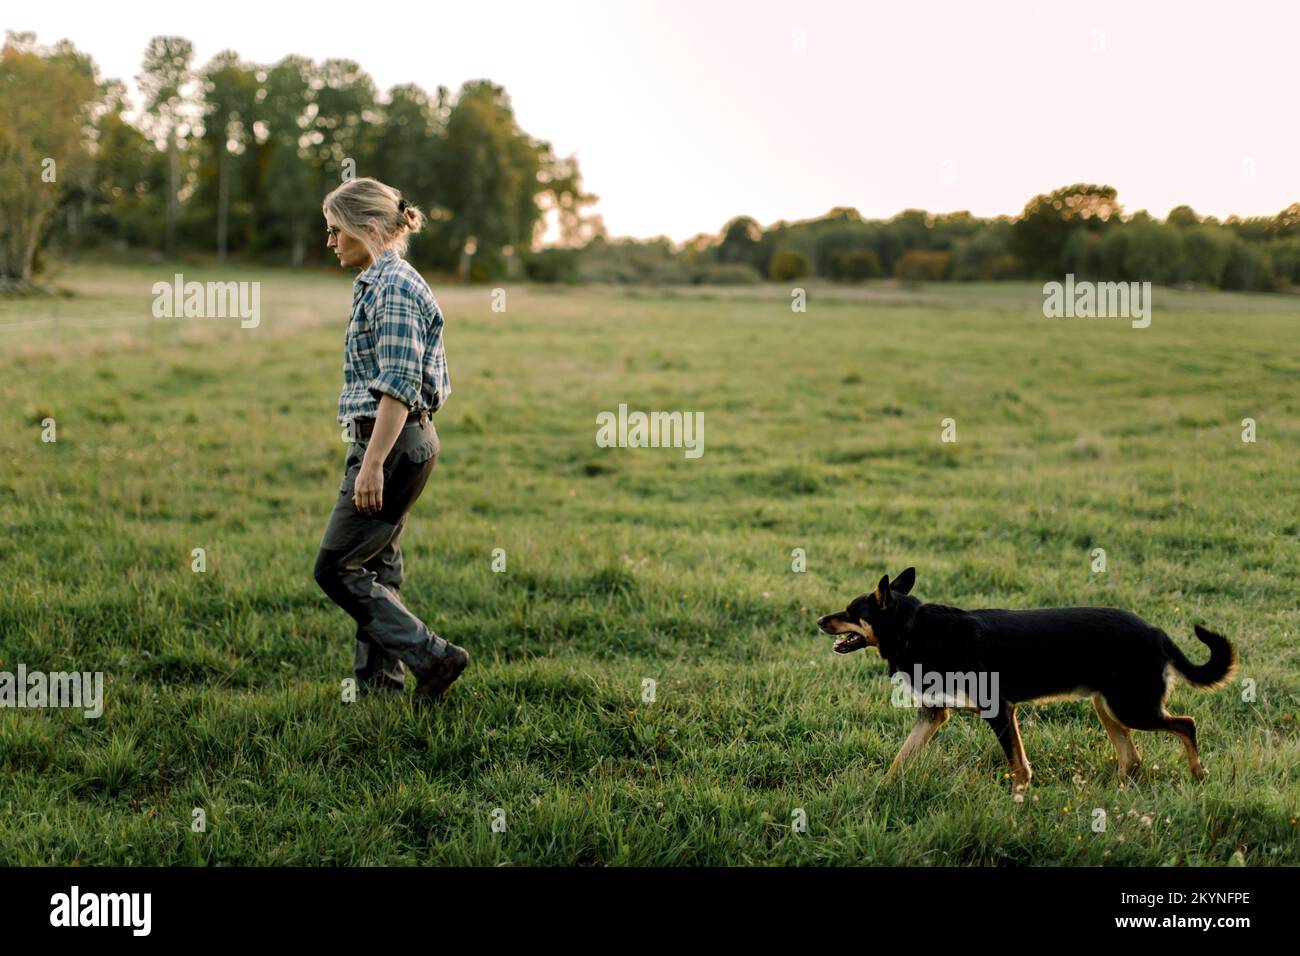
0;260;1296;865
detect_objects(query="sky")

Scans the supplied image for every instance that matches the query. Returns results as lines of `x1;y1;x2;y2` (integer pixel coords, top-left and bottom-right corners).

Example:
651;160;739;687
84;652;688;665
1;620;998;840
10;0;1300;244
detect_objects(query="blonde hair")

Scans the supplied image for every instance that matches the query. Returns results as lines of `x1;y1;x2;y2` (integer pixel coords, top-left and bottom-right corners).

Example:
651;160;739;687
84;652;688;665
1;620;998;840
322;176;426;261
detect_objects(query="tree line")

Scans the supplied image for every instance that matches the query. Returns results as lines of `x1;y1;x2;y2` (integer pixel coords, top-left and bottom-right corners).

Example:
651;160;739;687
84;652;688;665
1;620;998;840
567;186;1299;291
1;31;598;286
3;32;1297;292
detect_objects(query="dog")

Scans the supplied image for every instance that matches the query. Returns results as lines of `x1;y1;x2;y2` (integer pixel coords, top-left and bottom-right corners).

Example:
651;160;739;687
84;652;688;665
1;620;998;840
817;568;1237;791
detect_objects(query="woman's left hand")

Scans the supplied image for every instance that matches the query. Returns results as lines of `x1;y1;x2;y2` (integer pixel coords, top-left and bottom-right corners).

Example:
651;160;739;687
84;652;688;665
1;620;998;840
353;461;384;515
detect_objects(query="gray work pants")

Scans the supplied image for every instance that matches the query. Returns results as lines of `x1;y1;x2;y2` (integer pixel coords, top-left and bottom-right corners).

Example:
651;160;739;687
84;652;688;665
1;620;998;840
313;417;447;689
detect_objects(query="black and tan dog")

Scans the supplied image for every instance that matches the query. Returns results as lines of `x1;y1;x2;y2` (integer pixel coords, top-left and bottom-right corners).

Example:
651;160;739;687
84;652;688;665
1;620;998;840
817;568;1237;791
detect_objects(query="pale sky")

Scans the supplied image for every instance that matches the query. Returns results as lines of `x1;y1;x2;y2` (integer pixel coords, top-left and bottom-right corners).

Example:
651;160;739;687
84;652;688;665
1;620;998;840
11;0;1300;244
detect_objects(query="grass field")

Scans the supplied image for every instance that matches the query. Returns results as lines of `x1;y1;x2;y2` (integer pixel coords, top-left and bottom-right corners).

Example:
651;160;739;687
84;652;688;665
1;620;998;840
1;260;1297;865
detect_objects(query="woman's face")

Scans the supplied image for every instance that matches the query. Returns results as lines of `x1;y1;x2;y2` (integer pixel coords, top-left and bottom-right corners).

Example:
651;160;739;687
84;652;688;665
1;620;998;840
326;214;372;269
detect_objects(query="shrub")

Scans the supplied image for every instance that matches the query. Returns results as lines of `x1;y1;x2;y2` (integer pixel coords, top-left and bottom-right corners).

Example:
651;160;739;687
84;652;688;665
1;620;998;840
814;224;881;276
524;248;581;283
828;248;881;281
1122;222;1185;285
894;249;950;281
576;237;693;284
1265;239;1300;289
990;254;1023;279
1181;227;1233;287
769;249;812;281
952;230;1012;280
467;248;508;283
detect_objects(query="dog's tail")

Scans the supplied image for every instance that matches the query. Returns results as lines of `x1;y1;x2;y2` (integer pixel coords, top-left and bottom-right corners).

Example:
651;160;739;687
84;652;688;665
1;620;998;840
1166;625;1238;689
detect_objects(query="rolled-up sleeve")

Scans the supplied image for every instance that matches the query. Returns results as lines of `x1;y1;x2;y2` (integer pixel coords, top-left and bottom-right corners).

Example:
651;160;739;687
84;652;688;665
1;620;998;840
367;277;426;409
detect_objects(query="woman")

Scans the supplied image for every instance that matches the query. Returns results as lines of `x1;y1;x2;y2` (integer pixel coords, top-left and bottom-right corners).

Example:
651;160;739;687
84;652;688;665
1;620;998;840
313;176;468;707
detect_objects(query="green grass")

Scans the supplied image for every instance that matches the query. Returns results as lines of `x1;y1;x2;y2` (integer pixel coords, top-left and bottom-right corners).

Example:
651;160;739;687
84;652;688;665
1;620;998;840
1;263;1297;865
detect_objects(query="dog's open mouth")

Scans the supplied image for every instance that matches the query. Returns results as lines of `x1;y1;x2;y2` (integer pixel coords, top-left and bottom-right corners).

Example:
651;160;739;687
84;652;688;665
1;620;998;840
832;634;868;654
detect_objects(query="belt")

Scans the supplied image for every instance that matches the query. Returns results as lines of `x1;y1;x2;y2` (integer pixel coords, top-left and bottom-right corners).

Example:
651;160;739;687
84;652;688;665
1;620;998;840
353;408;428;439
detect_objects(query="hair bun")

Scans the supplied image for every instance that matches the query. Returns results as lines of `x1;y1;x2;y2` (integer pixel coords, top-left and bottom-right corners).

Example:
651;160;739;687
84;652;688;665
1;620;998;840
395;196;424;234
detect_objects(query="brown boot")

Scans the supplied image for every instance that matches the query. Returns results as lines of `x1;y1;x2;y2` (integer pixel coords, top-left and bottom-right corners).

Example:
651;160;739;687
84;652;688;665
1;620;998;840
413;643;469;707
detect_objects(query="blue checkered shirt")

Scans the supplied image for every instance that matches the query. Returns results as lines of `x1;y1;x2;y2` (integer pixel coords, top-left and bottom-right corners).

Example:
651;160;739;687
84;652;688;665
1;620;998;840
337;250;451;423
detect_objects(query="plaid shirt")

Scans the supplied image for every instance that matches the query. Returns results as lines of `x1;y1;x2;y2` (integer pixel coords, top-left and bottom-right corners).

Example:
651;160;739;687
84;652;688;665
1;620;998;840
337;250;451;423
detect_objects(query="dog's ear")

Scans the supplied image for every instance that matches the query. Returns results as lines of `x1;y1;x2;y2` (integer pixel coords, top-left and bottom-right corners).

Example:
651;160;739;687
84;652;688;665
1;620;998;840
874;574;893;608
891;567;916;595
